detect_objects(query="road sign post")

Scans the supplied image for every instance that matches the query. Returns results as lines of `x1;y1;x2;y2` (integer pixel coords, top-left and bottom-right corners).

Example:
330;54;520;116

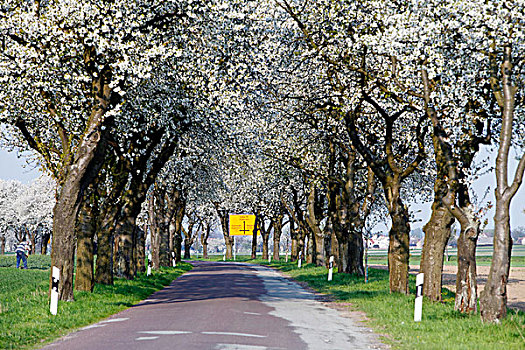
328;256;334;281
50;266;59;315
414;273;424;322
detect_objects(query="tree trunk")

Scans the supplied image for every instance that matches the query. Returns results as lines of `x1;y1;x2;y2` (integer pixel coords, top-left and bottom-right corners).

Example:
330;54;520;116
480;202;513;321
261;232;270;260
173;205;185;263
184;236;191;259
337;236;349;273
305;185;324;266
272;211;284;261
216;210;233;259
305;231;314;264
386;182;410;294
149;195;161;269
201;223;210;259
136;227;146;274
95;223;114;285
160;222;170;266
75;196;96;292
251;213;259;259
419;71;458;302
421;204;454;301
115;215;135;280
272;229;281;261
41;231;51;255
51;186;83;301
480;44;525;323
348;231;364;275
313;232;325;266
30;232;36;255
290;220;299;261
0;236;5;255
455;223;479;313
48;74;110;300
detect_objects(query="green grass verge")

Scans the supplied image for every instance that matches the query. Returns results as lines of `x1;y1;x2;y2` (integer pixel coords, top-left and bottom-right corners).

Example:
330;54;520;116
0;254;53;269
254;259;525;350
0;262;192;350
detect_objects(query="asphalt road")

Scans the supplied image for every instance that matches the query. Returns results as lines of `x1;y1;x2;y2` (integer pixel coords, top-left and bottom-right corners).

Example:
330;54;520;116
42;261;382;350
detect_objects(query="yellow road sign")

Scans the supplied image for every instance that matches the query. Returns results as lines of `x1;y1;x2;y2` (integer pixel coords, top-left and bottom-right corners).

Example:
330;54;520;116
229;214;257;236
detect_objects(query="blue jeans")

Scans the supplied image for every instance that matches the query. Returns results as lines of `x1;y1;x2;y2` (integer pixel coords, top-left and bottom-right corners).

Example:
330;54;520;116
16;252;27;269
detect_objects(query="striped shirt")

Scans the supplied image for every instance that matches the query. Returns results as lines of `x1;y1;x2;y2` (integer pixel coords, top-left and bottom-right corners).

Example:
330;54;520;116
16;242;29;254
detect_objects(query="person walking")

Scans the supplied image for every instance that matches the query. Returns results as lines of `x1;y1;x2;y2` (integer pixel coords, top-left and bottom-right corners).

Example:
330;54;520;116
16;240;30;269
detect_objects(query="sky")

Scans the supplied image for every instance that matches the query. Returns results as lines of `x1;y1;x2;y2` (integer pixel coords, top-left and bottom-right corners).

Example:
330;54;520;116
0;148;41;183
1;145;524;232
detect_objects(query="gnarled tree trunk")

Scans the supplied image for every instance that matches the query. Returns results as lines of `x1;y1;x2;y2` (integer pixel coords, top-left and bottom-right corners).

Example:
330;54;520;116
75;194;96;292
455;220;479;313
201;222;210;259
421;204;454;301
272;208;284;261
217;209;233;259
385;182;410;294
480;45;525;322
41;230;51;255
260;220;271;260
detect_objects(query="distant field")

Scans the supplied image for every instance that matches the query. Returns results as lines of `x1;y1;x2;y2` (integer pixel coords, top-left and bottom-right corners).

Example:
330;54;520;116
367;244;525;257
366;245;525;267
192;245;525;267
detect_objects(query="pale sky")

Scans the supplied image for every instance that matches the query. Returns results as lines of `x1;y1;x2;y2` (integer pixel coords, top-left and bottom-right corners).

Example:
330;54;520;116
1;146;524;231
0;148;41;183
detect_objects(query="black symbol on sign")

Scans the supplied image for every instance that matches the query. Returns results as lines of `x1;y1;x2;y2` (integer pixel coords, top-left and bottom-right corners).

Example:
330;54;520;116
240;221;250;235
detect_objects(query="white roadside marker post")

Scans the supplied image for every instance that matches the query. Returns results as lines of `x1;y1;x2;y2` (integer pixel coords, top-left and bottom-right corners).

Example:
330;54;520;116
328;256;334;281
268;254;271;263
171;251;176;267
414;273;424;322
50;266;59;315
223;249;226;261
147;253;152;276
298;251;302;268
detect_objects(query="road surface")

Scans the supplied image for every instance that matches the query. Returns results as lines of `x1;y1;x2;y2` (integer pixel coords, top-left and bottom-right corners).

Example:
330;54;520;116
42;261;383;350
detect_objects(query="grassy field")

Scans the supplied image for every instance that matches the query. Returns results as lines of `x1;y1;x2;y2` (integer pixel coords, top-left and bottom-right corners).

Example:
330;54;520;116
247;258;525;350
0;255;192;350
366;245;525;267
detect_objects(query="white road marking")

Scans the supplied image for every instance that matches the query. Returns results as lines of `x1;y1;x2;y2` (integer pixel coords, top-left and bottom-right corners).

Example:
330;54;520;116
202;332;266;338
138;331;192;335
100;318;129;323
136;337;159;341
215;344;270;350
243;312;262;316
81;324;107;330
